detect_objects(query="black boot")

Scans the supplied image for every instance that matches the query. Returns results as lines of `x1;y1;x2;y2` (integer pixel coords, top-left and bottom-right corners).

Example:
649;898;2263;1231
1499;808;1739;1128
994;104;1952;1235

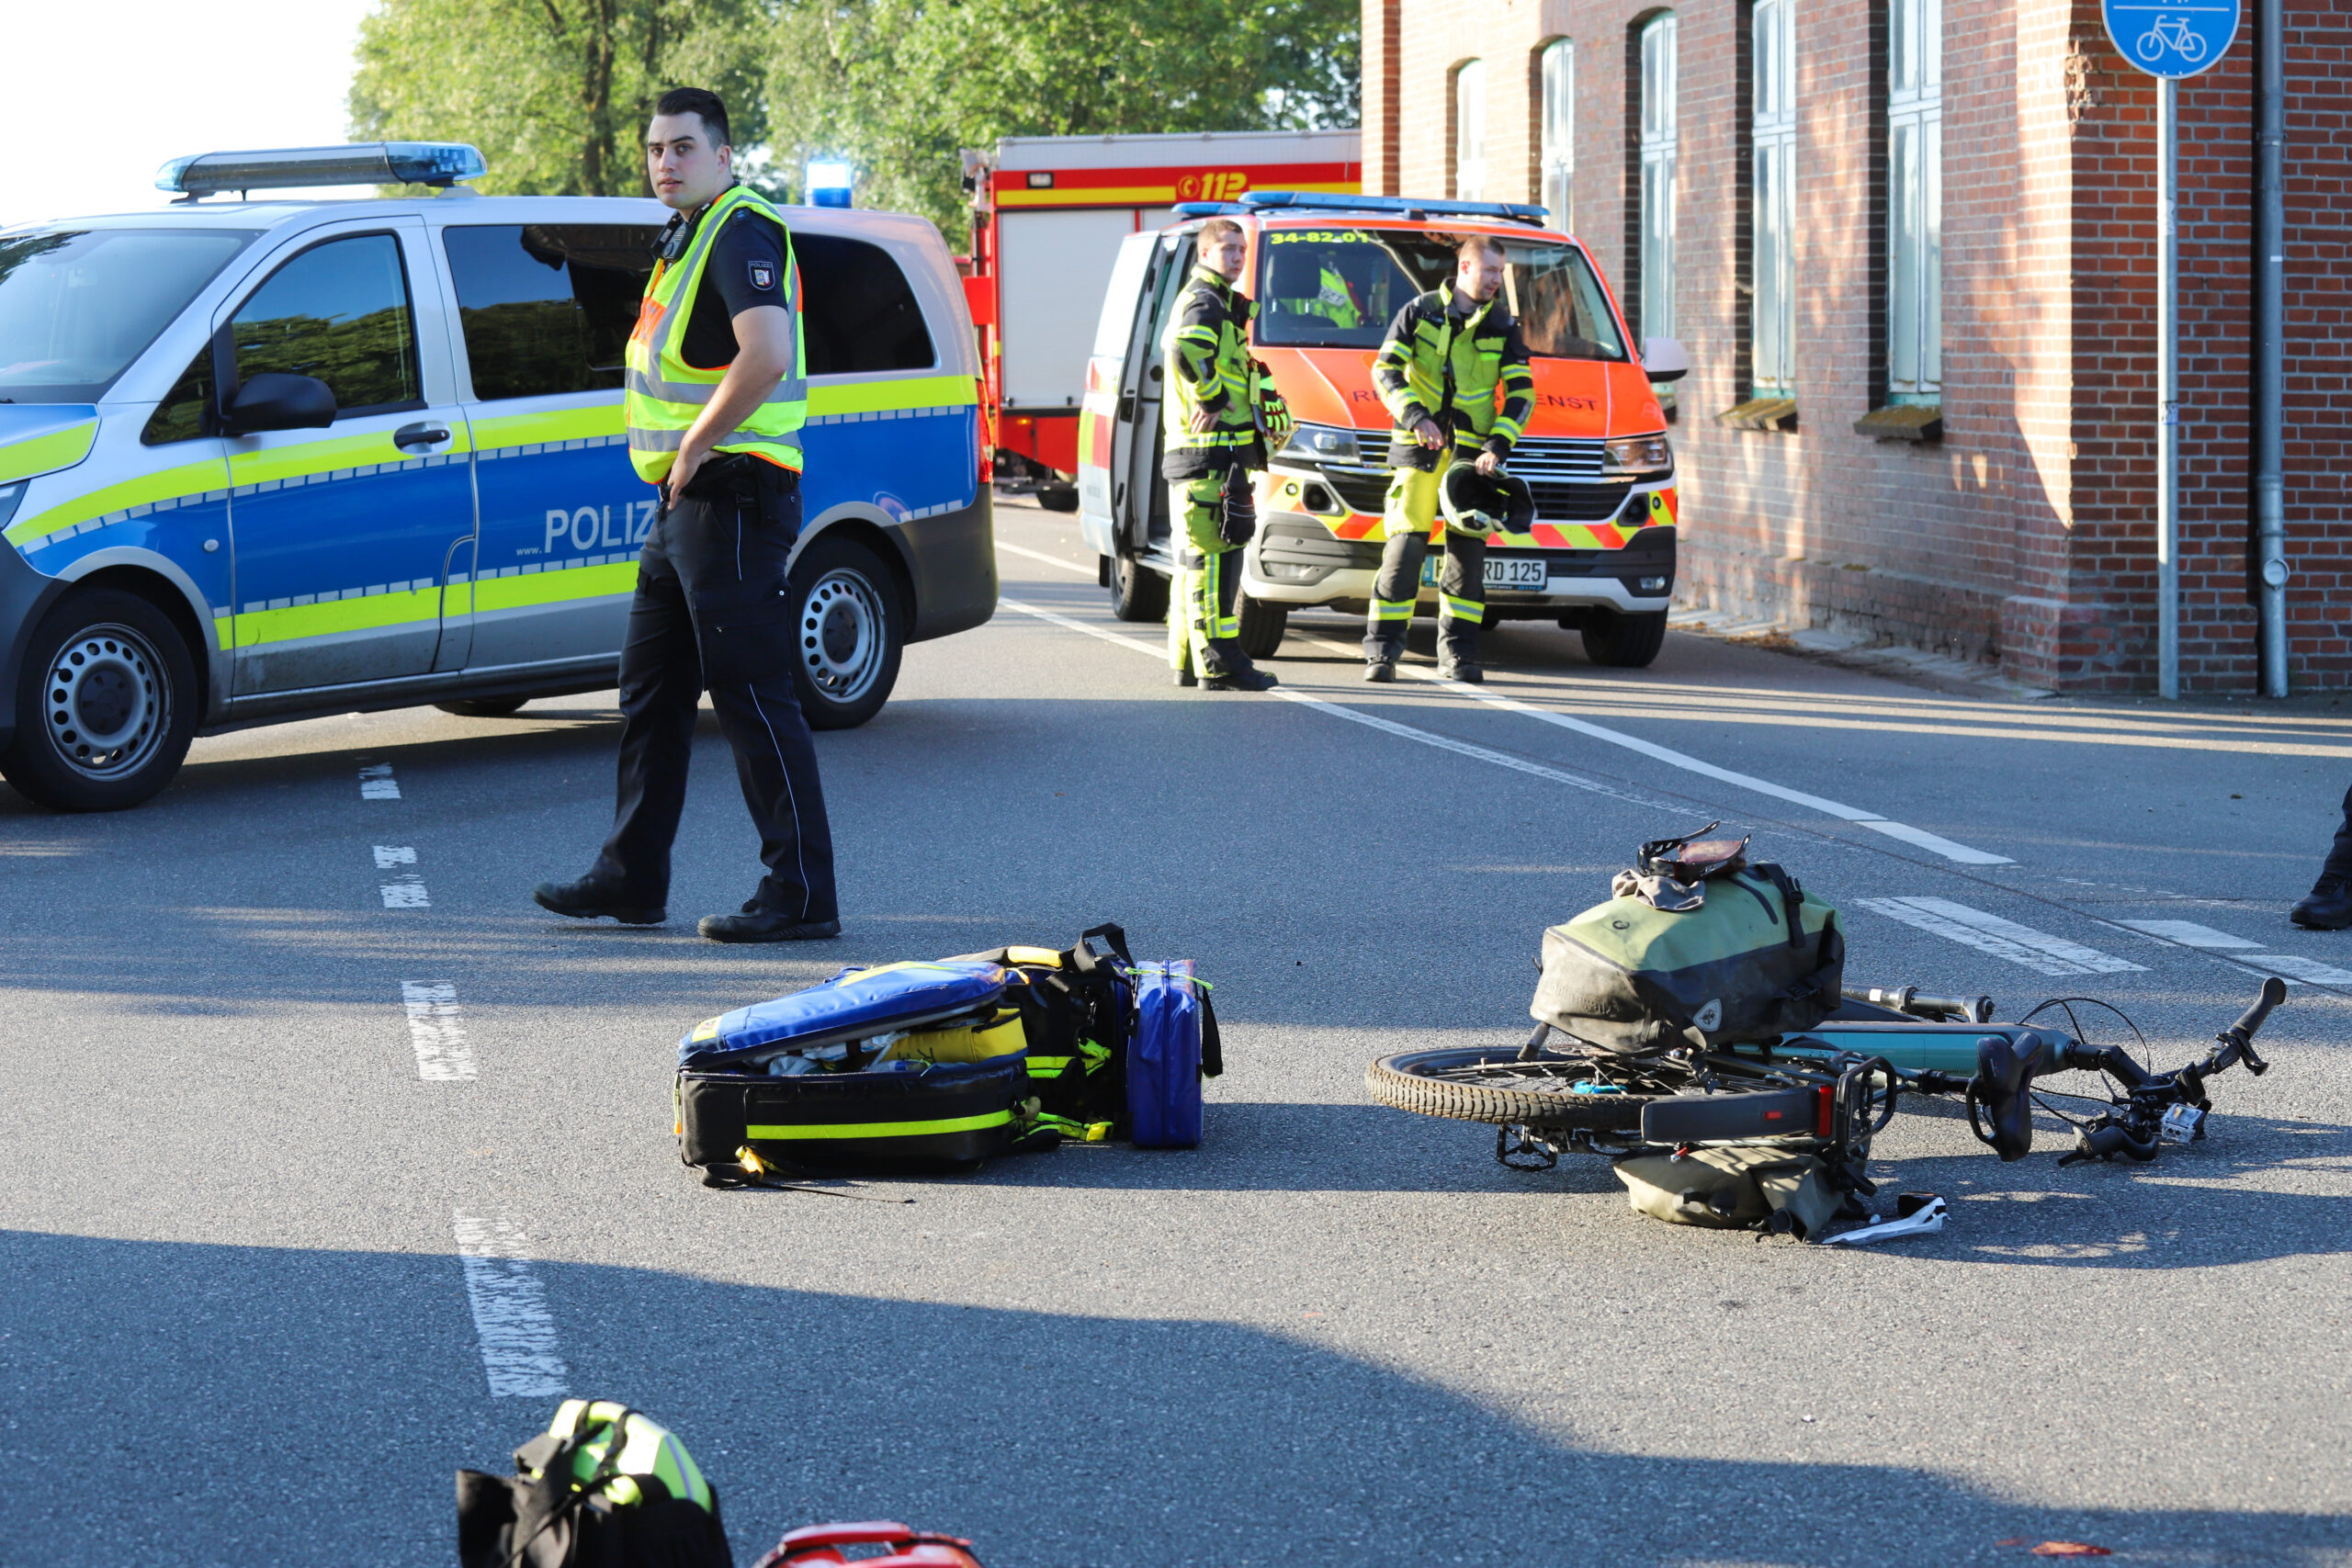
1201;641;1278;692
2290;876;2352;931
532;876;664;925
698;902;843;942
1363;660;1396;682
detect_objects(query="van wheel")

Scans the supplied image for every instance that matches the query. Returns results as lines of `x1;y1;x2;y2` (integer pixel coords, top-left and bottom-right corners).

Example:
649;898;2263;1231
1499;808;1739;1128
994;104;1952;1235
1581;608;1668;669
1236;592;1287;659
1036;483;1079;513
1;588;198;812
1108;555;1169;623
435;696;530;718
788;535;902;730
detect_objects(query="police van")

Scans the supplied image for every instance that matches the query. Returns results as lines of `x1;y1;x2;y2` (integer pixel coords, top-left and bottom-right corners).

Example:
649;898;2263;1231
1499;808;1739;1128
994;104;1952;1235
1077;192;1684;667
0;142;993;812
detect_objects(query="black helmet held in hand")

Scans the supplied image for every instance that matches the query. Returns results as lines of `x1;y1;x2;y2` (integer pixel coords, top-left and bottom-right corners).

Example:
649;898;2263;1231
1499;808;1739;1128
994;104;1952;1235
1439;463;1535;535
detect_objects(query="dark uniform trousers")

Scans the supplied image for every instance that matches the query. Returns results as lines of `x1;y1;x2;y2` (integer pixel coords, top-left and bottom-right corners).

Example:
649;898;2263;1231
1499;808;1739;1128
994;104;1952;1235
591;457;838;921
2324;783;2352;885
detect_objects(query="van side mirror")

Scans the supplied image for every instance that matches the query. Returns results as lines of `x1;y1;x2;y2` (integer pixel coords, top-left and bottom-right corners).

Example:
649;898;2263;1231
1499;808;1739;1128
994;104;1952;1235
223;372;335;435
1641;337;1690;383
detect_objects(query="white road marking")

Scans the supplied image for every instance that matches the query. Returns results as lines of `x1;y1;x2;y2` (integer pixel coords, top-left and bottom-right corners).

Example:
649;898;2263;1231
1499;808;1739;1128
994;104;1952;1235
374;845;428;908
1295;631;2014;866
358;763;401;800
995;572;2013;866
2116;919;2264;950
1856;896;2149;976
451;1211;570;1398
2235;953;2352;986
996;540;1096;576
997;597;1683;812
401;981;474;1081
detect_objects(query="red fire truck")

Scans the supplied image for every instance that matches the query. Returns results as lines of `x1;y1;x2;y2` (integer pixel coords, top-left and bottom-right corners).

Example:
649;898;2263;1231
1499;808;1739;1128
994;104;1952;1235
957;130;1360;508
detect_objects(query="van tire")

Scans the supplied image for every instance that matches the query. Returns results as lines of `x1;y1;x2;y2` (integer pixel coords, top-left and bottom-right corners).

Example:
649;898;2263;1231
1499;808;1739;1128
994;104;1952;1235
1236;592;1287;659
1108;555;1169;622
1035;483;1079;513
1;587;198;812
435;696;530;718
787;534;902;730
1581;608;1668;669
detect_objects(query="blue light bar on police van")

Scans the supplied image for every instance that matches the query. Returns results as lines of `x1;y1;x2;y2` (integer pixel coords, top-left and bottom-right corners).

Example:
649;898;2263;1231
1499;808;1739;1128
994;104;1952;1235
806;162;854;209
1239;190;1549;225
155;142;488;197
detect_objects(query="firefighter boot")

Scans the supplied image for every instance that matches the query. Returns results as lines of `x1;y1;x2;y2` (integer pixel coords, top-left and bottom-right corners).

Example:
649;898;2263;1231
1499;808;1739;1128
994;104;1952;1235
1201;640;1278;693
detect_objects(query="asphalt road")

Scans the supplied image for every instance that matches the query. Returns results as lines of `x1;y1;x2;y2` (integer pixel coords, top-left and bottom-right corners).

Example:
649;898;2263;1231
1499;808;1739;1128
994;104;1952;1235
4;494;2348;1567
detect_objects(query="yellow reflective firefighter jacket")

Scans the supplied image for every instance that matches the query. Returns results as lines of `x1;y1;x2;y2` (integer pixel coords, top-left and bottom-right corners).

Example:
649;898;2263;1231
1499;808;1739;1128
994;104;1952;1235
624;184;808;482
1160;265;1266;480
1372;282;1534;471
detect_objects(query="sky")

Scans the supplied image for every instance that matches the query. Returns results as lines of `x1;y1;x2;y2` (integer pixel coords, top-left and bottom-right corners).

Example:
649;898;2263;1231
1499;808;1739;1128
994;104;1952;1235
3;0;384;227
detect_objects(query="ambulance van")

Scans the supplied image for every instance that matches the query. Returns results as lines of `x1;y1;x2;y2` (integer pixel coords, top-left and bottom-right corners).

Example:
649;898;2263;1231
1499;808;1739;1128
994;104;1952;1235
1076;192;1685;667
0;142;992;812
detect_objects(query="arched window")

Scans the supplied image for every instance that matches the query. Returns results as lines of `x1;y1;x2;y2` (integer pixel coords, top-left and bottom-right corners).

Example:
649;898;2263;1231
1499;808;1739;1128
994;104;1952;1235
1637;15;1678;345
1752;0;1796;395
1539;40;1575;232
1453;60;1487;201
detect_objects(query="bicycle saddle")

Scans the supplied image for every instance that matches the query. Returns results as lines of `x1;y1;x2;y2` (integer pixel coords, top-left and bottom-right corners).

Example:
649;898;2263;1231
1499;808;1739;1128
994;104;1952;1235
1974;1031;2047;1162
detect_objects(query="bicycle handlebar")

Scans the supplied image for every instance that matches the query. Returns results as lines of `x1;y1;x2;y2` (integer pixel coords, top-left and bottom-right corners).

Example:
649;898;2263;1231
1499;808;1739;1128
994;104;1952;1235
2224;975;2289;1056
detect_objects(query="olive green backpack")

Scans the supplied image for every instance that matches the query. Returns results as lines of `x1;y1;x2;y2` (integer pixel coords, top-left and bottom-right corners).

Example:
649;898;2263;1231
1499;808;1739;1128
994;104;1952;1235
1531;829;1844;1055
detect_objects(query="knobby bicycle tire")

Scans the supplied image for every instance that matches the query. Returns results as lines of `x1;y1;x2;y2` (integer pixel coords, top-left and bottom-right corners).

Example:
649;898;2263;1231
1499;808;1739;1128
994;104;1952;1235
1365;1046;1679;1132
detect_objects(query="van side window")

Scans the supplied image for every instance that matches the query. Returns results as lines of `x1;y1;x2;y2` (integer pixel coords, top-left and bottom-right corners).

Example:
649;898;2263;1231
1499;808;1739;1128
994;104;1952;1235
232;233;421;415
442;224;658;400
141;346;213;446
796;234;934;375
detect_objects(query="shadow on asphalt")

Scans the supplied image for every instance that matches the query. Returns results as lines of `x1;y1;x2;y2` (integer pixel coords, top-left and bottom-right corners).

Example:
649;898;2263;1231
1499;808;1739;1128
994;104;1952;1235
6;1224;2346;1568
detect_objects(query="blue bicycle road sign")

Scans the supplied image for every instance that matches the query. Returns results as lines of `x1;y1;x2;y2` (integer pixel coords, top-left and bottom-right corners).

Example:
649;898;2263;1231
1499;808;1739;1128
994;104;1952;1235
2105;0;2239;77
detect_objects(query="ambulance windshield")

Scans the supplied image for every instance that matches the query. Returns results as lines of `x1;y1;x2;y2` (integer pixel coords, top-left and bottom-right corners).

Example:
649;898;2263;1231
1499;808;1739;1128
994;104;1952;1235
0;227;254;401
1255;228;1626;362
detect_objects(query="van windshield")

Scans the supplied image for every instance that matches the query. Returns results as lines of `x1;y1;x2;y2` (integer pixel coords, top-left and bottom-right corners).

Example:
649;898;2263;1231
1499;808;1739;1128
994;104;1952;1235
1255;227;1627;361
0;227;254;402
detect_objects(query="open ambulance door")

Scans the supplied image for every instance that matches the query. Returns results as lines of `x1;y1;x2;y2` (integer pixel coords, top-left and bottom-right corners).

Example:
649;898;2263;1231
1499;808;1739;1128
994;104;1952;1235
1110;230;1197;570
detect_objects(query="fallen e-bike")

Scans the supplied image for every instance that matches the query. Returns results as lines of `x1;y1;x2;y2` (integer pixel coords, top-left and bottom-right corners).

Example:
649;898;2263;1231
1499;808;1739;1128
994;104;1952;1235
1366;976;2289;1178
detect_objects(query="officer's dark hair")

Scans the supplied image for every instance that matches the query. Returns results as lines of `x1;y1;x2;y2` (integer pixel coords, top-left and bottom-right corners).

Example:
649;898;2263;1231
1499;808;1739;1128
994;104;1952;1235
1198;218;1244;246
1456;233;1505;265
653;86;731;150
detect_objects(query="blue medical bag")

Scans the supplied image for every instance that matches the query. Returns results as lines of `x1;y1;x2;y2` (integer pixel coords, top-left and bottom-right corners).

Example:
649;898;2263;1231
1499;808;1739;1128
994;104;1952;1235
677;961;1008;1070
1127;960;1222;1148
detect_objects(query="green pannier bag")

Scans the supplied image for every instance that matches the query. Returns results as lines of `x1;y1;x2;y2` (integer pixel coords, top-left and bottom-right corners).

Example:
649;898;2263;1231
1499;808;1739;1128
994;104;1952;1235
1612;1145;1849;1238
1531;860;1844;1054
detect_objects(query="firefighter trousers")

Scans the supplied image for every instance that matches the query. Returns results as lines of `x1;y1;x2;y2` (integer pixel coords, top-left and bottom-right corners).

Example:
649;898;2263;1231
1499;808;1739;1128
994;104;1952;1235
1363;458;1485;667
1168;473;1247;676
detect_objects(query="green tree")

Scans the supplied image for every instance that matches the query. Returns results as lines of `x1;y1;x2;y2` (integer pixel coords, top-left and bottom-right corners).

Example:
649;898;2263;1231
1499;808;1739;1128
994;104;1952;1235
349;0;774;197
769;0;1361;231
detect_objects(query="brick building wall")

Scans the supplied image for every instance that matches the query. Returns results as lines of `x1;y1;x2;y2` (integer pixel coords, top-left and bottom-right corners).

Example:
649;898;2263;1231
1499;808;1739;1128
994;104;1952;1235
1363;0;2351;692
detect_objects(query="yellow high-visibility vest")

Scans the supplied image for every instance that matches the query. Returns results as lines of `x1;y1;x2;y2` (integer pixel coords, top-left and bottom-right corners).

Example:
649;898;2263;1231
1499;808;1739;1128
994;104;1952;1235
624;184;808;482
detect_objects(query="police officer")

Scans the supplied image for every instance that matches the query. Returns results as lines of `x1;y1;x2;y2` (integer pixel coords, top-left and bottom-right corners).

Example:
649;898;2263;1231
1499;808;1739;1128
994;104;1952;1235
533;86;839;942
1362;233;1533;685
1162;217;1286;692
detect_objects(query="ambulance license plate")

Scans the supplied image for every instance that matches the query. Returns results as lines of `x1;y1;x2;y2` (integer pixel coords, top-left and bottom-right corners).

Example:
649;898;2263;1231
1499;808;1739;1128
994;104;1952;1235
1419;557;1551;590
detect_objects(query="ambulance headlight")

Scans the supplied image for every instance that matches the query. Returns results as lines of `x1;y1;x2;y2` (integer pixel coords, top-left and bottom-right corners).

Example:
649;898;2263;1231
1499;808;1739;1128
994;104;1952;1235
1277;424;1360;465
1602;434;1673;477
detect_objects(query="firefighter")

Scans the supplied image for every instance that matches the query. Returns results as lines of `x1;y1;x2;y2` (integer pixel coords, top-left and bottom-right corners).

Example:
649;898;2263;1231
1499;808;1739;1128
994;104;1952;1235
1362;233;1534;684
1161;217;1289;691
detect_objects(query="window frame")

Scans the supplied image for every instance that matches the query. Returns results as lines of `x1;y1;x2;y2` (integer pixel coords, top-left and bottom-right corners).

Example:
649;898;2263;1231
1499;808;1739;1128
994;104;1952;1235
1538;39;1576;234
1887;0;1941;402
1453;59;1488;202
212;228;426;423
1751;0;1797;398
1636;14;1679;349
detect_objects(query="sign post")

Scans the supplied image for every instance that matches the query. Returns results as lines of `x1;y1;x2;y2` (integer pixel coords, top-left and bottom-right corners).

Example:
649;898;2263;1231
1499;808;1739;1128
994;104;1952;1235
2103;0;2238;698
